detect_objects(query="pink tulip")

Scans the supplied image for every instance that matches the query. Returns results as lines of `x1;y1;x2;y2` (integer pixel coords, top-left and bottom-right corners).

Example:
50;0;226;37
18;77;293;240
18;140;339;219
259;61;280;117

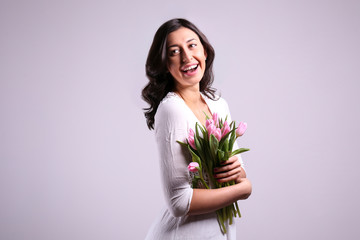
213;128;222;141
236;122;247;137
205;119;214;129
206;123;216;136
187;128;196;149
207;122;222;142
212;113;219;127
221;121;230;138
188;162;199;172
206;122;215;135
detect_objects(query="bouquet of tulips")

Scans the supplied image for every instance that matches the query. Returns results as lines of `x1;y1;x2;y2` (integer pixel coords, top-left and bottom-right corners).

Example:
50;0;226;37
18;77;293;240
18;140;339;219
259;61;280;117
177;113;249;234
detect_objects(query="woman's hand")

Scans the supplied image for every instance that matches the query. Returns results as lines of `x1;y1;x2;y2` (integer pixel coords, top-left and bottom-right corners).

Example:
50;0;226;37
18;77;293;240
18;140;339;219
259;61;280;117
213;156;245;184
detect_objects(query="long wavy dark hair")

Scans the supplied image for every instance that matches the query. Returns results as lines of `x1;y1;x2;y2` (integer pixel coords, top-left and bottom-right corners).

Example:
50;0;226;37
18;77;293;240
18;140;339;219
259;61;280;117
142;18;216;130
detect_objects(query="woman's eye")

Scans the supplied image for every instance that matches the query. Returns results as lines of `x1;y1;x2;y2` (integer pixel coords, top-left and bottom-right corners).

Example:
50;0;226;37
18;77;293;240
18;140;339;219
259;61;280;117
189;43;197;48
169;49;180;56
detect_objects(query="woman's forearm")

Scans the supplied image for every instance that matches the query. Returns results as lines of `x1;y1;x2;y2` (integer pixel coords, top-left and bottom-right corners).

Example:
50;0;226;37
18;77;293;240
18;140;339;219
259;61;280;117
187;178;252;215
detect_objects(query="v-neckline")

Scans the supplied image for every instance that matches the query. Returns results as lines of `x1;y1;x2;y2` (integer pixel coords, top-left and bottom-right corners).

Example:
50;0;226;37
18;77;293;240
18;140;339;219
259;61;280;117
174;92;213;126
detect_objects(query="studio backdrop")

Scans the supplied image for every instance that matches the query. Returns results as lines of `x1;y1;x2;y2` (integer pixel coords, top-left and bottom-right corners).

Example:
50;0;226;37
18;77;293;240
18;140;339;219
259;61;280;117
1;0;359;239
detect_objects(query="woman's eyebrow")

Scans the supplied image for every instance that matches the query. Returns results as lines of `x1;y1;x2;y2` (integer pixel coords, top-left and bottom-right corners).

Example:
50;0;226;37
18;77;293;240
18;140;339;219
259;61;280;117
167;38;196;49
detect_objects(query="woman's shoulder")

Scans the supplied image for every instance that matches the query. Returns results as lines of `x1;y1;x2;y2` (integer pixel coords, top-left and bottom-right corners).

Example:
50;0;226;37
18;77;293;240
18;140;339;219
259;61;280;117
157;92;184;113
155;92;188;123
159;92;181;104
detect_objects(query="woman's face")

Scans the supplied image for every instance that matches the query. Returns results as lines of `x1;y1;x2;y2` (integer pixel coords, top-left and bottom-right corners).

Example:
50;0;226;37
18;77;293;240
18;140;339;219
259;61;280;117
166;27;207;90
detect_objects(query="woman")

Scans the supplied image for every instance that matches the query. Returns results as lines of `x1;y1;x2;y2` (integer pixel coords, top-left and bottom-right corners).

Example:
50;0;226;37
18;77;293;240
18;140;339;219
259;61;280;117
142;18;252;240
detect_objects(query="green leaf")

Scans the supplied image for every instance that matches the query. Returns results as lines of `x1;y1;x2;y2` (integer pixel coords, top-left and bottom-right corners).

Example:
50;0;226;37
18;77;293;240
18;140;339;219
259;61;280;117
176;140;188;146
194;134;202;152
188;145;201;164
228;129;236;152
195;122;201;138
217;149;225;162
194;124;206;156
209;134;219;153
229;120;235;128
195;140;208;166
200;143;214;179
208;134;219;165
199;124;207;139
203;111;211;120
230;148;250;157
223;139;229;160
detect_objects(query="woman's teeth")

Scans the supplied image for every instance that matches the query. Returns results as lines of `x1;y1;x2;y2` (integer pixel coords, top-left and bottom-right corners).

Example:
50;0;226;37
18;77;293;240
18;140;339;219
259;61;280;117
183;65;198;72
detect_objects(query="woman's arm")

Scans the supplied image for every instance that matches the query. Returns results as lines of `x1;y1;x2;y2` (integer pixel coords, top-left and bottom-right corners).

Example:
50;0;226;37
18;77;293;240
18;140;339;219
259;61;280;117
188;178;252;215
188;153;251;215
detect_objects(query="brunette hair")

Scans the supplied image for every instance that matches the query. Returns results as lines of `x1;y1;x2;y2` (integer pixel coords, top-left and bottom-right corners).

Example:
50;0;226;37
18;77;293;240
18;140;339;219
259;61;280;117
142;18;216;130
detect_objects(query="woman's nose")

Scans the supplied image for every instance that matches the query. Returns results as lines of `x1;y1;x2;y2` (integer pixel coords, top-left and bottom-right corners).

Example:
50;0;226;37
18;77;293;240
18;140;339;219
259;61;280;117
181;49;192;63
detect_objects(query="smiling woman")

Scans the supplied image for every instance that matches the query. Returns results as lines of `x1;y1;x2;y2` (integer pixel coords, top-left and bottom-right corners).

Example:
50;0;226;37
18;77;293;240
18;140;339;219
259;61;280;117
166;27;207;89
142;19;216;130
142;18;252;240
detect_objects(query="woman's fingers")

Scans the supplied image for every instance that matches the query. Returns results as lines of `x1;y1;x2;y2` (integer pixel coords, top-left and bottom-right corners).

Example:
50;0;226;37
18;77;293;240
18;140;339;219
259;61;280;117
214;168;241;183
214;156;240;173
213;156;242;183
216;174;241;183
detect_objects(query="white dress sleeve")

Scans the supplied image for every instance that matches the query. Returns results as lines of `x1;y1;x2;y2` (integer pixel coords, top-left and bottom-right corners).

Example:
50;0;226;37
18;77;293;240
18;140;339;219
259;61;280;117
154;96;193;217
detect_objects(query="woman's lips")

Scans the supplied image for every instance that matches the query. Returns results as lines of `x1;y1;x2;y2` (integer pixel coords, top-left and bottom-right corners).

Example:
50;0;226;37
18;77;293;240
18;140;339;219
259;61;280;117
181;63;198;71
181;64;199;76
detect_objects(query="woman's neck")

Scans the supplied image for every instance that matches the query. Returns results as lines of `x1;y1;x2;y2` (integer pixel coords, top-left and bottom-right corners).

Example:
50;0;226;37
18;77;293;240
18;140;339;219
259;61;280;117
175;84;202;104
176;89;201;105
175;86;212;126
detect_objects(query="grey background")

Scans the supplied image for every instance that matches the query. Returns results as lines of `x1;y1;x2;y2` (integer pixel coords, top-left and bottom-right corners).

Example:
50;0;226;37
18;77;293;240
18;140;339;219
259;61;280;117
1;0;359;239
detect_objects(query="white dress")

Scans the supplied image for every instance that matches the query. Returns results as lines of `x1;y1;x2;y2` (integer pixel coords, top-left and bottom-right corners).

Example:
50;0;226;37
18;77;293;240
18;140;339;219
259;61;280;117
145;92;245;240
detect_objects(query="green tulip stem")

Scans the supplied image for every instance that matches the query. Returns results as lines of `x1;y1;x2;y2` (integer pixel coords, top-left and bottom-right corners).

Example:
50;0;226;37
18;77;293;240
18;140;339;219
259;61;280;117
235;202;241;218
216;210;227;234
198;171;209;189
